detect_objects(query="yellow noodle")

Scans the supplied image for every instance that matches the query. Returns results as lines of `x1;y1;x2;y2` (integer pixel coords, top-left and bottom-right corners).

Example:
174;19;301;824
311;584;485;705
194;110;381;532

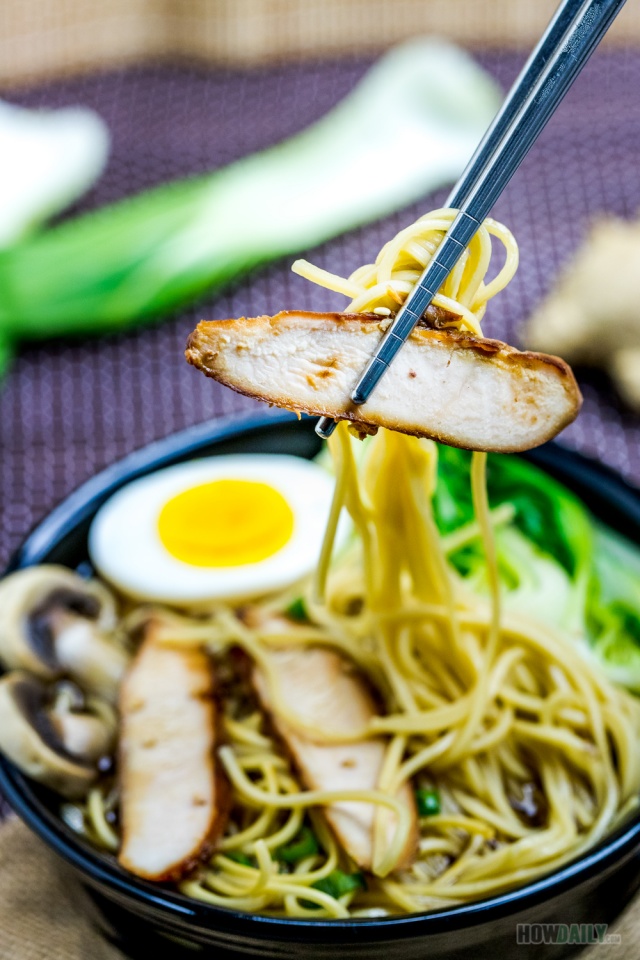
219;746;412;878
291;208;518;335
85;787;119;851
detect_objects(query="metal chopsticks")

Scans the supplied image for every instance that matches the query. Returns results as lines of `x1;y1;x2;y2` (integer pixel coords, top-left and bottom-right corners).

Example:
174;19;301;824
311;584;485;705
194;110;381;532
316;0;627;440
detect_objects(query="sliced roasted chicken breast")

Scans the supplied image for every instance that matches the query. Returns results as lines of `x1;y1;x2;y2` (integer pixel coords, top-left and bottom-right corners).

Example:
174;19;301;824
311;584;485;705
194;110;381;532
186;311;581;452
252;643;417;873
118;619;227;882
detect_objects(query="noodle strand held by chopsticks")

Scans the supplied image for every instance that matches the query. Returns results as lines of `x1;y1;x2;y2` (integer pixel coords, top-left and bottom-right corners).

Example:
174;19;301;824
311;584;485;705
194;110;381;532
292;208;518;336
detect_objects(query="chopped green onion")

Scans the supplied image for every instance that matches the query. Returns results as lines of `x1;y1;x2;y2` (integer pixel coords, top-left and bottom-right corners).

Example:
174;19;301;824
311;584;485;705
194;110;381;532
224;850;254;866
284;597;309;623
312;869;367;899
277;826;319;863
416;788;441;817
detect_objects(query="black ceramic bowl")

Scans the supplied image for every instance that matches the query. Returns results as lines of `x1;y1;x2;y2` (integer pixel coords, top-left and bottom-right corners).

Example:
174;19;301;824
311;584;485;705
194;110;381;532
2;411;640;960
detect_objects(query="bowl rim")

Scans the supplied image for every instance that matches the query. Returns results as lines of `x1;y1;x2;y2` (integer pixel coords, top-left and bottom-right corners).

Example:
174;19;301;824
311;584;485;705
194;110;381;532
2;408;640;943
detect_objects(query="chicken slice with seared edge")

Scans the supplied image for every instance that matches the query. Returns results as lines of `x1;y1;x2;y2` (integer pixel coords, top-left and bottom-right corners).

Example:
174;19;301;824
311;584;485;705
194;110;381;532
118;618;228;881
186;311;581;453
250;633;418;873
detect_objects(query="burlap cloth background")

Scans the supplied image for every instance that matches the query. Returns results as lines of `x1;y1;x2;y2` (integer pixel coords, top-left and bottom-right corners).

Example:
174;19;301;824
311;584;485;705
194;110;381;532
2;46;640;960
4;0;640;86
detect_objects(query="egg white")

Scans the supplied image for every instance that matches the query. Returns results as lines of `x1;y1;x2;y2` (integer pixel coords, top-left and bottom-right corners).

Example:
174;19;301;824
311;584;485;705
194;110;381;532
88;454;343;606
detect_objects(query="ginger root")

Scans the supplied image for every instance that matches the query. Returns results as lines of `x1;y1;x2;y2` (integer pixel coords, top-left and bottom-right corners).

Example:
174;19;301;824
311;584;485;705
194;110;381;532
526;218;640;411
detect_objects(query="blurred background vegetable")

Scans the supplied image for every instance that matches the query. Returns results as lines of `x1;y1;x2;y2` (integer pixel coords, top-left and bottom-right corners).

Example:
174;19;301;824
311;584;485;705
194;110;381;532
0;100;108;248
526;217;640;413
0;40;499;380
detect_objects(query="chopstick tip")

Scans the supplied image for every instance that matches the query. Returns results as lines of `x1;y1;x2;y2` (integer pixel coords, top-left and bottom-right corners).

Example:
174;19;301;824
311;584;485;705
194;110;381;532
315;417;337;440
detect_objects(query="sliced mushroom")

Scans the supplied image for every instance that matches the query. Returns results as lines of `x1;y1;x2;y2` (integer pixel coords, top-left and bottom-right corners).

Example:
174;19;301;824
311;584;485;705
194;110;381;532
50;710;113;762
0;565;129;703
118;618;229;882
0;672;116;799
48;681;115;762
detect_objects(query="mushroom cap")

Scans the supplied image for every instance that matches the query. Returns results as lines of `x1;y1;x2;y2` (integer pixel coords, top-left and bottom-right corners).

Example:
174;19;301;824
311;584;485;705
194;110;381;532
0;672;108;799
0;565;128;702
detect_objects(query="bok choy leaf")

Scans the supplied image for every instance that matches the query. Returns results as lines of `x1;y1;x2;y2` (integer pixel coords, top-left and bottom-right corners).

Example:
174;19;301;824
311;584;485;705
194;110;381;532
586;524;640;689
0;100;109;248
435;446;640;687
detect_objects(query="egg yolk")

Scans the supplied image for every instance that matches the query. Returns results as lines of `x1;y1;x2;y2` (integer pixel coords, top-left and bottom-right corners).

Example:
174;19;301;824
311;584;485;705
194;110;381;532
158;479;294;567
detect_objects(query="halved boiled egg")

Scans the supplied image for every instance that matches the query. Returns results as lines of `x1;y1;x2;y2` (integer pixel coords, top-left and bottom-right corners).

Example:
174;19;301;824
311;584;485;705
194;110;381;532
88;454;339;605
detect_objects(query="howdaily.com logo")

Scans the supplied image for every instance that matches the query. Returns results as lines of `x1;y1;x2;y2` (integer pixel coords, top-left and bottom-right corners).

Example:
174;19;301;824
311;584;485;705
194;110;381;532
516;923;620;946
